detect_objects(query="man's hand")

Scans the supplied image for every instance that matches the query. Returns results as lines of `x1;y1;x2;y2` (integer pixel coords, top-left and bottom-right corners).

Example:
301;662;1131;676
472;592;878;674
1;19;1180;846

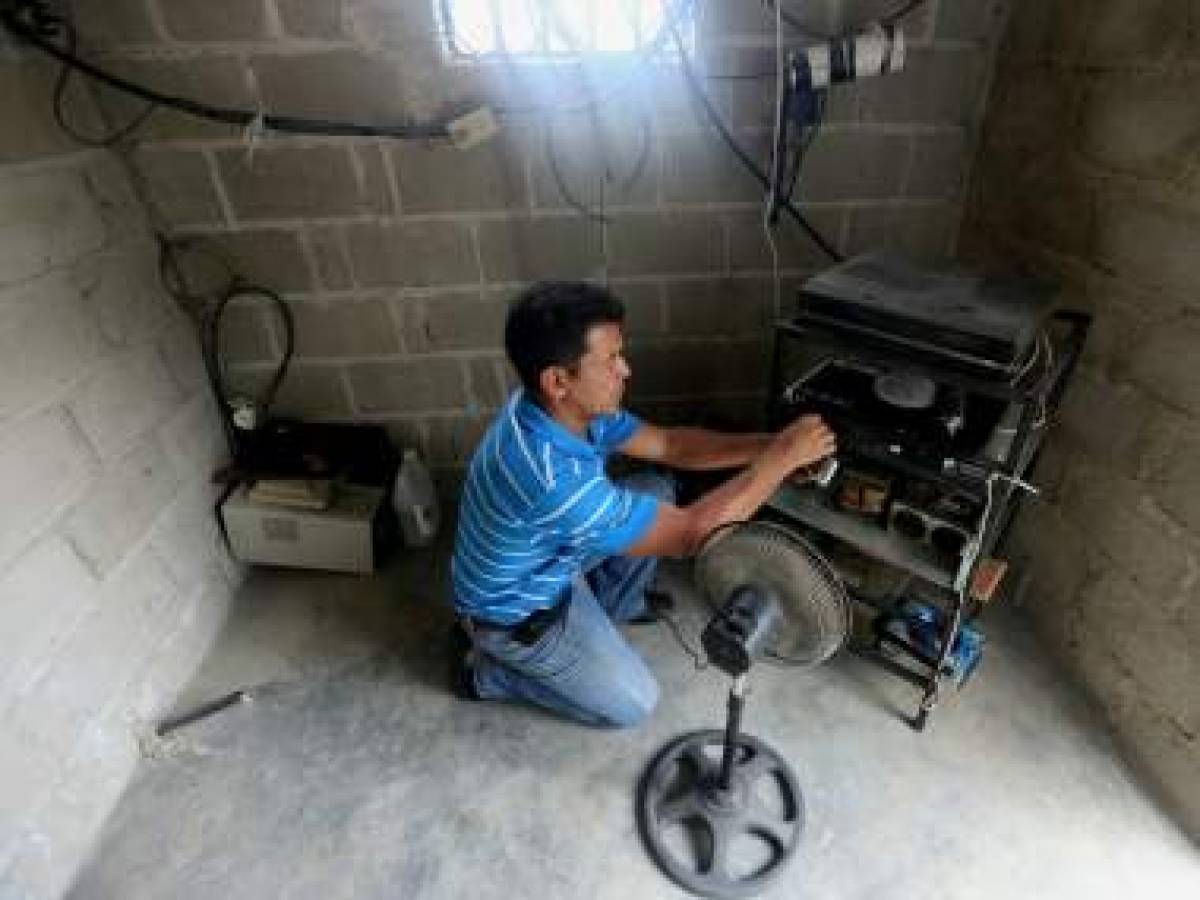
769;414;837;473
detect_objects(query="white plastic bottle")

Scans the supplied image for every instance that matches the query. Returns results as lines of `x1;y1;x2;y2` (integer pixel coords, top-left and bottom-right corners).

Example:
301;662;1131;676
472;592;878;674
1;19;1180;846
392;449;440;547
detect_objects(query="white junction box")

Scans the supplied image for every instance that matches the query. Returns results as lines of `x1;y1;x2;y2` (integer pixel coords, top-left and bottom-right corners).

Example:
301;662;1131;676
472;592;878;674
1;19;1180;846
221;482;387;574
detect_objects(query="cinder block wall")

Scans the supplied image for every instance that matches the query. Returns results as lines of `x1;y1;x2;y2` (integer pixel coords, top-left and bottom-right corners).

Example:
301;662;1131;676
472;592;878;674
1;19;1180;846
961;0;1200;838
68;0;1009;478
0;34;241;898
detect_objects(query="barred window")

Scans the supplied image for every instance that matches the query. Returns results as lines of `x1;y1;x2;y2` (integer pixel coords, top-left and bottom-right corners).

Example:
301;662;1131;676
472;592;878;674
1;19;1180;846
441;0;680;58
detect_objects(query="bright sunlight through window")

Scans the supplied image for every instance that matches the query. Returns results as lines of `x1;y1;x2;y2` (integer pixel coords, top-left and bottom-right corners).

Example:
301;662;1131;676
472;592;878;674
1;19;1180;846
440;0;679;59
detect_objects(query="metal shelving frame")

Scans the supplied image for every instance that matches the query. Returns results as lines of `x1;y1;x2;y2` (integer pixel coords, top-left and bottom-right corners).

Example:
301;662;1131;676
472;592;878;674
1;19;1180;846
764;308;1091;730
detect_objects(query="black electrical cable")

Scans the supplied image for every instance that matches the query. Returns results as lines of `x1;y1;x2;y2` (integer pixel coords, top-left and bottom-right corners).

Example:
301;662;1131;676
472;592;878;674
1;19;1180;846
52;21;156;147
157;235;238;318
204;283;296;424
1;5;452;140
667;17;842;263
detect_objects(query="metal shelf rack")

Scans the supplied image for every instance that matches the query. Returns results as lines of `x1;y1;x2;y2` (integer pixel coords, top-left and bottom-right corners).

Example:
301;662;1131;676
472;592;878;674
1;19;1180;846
764;307;1091;730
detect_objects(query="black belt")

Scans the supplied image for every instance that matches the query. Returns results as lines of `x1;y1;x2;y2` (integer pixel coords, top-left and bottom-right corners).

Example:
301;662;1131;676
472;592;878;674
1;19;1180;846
466;597;568;647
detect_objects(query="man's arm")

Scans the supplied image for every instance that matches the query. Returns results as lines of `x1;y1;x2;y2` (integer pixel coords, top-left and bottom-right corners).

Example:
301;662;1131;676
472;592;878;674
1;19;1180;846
619;423;773;471
624;415;836;559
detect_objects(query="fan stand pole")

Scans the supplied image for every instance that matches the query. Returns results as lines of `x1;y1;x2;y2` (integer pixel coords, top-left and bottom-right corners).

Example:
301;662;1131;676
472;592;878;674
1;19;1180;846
718;675;747;791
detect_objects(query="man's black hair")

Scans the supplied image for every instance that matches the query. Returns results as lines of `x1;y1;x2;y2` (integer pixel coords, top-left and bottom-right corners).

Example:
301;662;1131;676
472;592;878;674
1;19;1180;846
504;281;625;397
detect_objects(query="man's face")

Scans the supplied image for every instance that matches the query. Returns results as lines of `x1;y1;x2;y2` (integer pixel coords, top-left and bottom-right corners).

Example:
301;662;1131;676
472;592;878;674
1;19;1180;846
561;322;631;417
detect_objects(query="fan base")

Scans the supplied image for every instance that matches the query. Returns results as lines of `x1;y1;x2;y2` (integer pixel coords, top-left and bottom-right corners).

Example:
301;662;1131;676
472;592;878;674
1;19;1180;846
637;730;803;899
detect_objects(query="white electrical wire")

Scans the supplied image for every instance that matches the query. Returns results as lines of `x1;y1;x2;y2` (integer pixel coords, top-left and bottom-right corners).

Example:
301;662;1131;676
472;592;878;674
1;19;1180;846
763;0;786;315
1033;332;1054;428
959;470;1040;590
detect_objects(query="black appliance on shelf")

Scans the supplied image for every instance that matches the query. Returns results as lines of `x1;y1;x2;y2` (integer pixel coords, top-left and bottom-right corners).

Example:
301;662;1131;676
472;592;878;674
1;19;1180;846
764;252;1090;730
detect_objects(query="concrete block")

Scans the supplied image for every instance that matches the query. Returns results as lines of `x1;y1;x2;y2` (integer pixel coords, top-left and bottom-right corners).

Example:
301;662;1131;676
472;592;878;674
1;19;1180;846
1140;407;1200;535
0;537;97;703
1103;690;1200;841
277;0;349;38
304;225;354;290
1076;568;1199;733
0;56;84;163
92;55;253;142
835;0;935;43
1007;500;1090;617
67;345;183;461
974;153;1094;258
391;134;530;214
729;61;855;129
399;289;504;353
699;0;840;40
156;315;209;398
225;363;351;418
424;415;489;467
148;481;232;593
125;577;234;728
793;131;910;203
1082;0;1190;64
607;213;723;277
70;243;173;351
250;50;406;123
0;166;106;287
1003;0;1091;62
935;0;1008;42
663;134;762;204
626;338;769;400
856;49;980;126
0;269;108;422
1077;73;1200;179
13;546;175;771
1;718;139;900
907;131;967;201
69;0;159;45
663;278;773;337
983;66;1082;156
464;357;507;412
131;148;225;228
726;207;845;274
82;152;150;242
609;282;664;336
1060;461;1194;597
477;218;604;283
158;0;269;41
204;228;315;293
1094;198;1200;298
345;221;478;288
1056;370;1151;473
633;395;766;431
531;118;659;211
1129;314;1200;414
211;301;275;363
290;296;400;358
215;145;389;223
62;435;182;579
0;408;96;569
0;720;60;852
843;203;953;262
345;0;439;46
347;358;467;413
158;391;230;480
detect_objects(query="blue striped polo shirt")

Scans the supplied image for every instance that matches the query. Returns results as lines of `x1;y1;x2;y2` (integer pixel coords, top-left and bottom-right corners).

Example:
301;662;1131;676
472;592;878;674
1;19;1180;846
450;389;660;625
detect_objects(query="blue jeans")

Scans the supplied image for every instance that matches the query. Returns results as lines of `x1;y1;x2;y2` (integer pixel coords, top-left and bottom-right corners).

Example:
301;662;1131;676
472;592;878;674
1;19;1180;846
469;472;673;728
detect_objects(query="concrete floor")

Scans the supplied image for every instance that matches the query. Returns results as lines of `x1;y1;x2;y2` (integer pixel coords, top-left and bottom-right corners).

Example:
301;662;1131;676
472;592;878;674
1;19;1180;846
69;544;1199;900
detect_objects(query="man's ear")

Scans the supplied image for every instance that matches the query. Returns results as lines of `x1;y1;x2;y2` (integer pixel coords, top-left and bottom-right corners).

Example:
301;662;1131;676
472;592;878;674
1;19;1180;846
539;366;570;403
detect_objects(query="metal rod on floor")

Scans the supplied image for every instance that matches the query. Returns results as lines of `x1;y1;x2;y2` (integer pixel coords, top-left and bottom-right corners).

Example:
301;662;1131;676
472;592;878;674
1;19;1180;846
155;690;247;737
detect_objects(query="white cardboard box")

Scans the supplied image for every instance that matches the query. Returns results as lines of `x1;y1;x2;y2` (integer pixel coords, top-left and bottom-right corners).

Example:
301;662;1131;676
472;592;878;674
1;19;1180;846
221;483;386;574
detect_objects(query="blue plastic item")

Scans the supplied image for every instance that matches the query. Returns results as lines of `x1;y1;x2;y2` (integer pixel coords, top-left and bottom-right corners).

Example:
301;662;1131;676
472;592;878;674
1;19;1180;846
896;600;985;686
